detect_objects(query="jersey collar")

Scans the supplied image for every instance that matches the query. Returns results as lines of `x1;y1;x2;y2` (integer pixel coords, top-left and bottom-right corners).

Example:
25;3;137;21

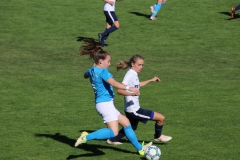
130;69;138;75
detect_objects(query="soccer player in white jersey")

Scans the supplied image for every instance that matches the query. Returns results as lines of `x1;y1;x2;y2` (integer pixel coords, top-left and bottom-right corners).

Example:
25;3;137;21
74;39;152;156
107;54;172;145
98;0;121;47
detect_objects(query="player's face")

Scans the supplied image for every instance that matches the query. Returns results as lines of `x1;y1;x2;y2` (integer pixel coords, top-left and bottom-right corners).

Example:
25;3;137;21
132;59;144;73
101;55;111;68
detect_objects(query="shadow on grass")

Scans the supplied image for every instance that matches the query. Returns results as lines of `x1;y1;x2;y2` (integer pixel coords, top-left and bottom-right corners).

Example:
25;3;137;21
219;12;240;20
129;12;150;19
78;130;168;146
76;36;109;47
76;36;95;42
35;132;136;159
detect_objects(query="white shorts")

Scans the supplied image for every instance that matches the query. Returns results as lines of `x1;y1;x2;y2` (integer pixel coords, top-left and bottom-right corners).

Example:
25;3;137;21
96;100;120;123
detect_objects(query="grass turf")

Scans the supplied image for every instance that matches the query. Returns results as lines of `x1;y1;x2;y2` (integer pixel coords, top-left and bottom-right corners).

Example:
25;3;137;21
0;0;240;159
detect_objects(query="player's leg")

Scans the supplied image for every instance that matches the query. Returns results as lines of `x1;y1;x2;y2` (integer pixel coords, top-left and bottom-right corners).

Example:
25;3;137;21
235;4;240;11
74;101;118;147
150;0;163;20
152;111;172;143
150;0;166;14
99;11;119;46
100;23;111;47
118;114;152;155
107;113;139;144
231;4;240;18
162;0;167;5
74;127;115;147
119;108;153;136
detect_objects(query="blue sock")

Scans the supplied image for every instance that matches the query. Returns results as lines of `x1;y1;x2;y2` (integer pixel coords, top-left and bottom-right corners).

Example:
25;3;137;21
162;1;166;5
235;4;240;11
124;125;142;151
109;128;125;142
86;128;114;141
154;123;163;139
151;4;161;17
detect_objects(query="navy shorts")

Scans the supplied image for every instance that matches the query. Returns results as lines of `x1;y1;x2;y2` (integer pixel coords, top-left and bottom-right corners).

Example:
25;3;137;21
125;108;154;126
104;11;118;25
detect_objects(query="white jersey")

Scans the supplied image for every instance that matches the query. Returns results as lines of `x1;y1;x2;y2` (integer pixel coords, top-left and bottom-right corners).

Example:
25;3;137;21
122;69;140;112
103;0;115;11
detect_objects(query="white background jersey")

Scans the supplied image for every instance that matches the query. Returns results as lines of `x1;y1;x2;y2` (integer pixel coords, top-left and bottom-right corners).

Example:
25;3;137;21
103;0;115;11
122;69;140;112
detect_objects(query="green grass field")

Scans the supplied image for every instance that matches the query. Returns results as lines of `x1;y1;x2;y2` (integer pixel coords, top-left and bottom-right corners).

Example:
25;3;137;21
1;0;240;159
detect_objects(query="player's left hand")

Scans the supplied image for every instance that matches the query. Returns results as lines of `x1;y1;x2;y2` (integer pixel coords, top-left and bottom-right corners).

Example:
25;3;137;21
151;77;161;82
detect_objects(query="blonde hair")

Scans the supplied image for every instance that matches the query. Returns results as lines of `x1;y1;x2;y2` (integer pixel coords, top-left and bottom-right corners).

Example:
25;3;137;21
116;54;144;71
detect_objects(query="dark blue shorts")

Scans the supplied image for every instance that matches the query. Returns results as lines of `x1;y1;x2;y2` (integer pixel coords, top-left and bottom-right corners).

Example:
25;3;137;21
104;11;118;25
125;108;154;125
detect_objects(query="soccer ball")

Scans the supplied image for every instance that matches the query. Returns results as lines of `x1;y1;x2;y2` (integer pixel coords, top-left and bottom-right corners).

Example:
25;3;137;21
145;145;161;160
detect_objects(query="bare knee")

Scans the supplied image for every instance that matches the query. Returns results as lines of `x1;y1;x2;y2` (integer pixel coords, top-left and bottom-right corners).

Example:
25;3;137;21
118;114;130;128
115;24;120;28
156;115;165;125
114;21;120;28
153;112;165;125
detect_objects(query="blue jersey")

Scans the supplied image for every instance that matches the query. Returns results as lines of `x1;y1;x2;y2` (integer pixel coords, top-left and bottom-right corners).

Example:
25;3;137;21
85;66;115;103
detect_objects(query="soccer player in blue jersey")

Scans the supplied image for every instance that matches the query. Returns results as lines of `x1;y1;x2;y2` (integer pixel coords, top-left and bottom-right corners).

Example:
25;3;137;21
231;4;240;18
106;54;172;145
98;0;120;47
150;0;167;20
75;39;152;156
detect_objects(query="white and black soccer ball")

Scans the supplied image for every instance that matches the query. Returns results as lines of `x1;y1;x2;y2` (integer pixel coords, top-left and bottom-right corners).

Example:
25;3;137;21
145;145;161;160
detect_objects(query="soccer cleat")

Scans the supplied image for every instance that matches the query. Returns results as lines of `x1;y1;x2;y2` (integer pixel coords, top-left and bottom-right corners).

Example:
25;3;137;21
231;7;235;18
107;139;123;145
150;16;157;21
138;141;153;156
74;131;88;147
150;6;154;13
154;134;172;143
98;33;102;44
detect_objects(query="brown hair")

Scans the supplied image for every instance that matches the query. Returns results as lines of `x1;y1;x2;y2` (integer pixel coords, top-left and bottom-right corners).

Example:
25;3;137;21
78;38;110;64
116;54;144;71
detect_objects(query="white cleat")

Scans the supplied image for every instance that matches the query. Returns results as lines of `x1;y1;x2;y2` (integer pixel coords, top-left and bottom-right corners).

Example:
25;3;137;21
107;139;123;145
139;141;153;156
142;141;153;151
154;135;172;143
150;6;154;13
150;16;157;20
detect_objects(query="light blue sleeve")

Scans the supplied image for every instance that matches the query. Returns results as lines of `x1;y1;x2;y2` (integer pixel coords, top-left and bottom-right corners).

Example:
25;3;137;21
100;69;113;82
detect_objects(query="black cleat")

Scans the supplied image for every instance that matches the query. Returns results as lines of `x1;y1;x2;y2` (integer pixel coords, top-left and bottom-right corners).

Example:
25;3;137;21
98;33;102;44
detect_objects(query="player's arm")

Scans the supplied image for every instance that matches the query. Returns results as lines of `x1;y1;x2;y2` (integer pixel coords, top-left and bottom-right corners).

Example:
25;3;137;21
140;76;160;87
117;88;135;96
107;78;140;95
84;73;89;79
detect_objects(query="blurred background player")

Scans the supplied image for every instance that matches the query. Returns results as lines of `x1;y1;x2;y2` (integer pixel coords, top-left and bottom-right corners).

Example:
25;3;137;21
107;54;172;145
231;4;240;18
98;0;120;47
150;0;167;20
